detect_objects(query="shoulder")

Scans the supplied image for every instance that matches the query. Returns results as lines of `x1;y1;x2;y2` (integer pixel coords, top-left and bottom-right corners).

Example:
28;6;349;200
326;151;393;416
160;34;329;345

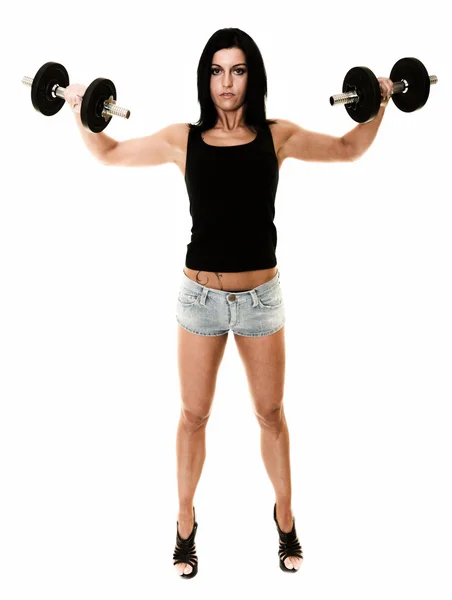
268;118;296;138
267;118;296;157
167;122;191;141
166;122;191;158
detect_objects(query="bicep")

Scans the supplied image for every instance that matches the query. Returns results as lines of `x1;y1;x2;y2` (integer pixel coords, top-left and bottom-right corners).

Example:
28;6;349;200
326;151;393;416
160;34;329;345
104;123;178;167
280;120;354;163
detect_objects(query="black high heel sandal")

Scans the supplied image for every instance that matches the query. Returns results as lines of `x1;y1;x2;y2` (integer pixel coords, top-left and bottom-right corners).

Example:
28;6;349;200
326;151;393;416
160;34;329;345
173;506;199;579
274;503;303;572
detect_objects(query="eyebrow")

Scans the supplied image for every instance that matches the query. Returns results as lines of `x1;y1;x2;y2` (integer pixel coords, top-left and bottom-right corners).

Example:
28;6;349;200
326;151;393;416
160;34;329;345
211;63;247;68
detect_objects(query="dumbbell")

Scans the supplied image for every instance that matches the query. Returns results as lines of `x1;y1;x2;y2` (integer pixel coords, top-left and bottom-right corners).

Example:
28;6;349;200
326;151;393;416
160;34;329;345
22;61;131;133
329;57;438;123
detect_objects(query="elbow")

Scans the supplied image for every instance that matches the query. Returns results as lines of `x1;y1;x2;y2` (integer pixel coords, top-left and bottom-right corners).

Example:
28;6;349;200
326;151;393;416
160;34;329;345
341;138;360;162
99;154;113;166
99;143;118;166
346;145;362;162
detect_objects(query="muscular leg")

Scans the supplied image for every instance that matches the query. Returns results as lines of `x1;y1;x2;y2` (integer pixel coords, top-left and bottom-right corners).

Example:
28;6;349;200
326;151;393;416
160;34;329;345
174;324;229;575
234;326;302;570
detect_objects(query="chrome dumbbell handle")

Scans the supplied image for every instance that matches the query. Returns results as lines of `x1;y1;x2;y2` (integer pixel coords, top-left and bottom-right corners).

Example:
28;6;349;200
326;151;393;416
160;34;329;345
330;75;438;106
21;75;130;119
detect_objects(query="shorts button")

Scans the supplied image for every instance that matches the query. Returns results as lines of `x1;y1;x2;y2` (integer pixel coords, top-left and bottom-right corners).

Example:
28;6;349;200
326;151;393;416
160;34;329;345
228;294;236;302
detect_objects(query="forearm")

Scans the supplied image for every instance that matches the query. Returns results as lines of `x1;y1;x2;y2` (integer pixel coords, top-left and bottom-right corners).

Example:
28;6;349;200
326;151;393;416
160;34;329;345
73;110;118;163
342;105;386;159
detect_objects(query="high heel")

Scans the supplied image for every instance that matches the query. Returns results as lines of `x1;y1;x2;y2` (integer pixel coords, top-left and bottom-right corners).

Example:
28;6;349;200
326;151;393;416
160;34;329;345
274;503;303;572
173;506;198;579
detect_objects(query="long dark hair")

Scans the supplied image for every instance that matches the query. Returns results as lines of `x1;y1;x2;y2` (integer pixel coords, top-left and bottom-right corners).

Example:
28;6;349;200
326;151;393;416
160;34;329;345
187;28;278;134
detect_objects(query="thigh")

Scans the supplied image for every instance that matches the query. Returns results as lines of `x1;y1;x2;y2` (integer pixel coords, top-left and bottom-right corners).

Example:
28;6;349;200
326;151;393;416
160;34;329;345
177;324;229;423
234;325;286;421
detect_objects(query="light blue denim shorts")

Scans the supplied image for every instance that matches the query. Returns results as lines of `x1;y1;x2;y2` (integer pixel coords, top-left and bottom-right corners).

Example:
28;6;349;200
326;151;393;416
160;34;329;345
175;269;285;337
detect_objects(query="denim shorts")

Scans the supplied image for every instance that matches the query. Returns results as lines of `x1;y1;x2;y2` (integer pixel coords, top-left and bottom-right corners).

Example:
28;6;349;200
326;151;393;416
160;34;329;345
175;269;285;337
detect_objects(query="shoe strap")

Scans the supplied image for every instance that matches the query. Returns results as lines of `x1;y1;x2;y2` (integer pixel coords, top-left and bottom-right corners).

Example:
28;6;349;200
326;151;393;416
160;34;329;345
274;503;303;560
173;521;198;567
277;527;303;560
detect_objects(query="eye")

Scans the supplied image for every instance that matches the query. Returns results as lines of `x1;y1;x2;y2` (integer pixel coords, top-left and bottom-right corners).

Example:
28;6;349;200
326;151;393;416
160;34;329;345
211;68;246;75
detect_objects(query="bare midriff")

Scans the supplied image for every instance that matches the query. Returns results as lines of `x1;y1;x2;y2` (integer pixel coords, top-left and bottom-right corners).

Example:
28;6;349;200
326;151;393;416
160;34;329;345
183;266;278;292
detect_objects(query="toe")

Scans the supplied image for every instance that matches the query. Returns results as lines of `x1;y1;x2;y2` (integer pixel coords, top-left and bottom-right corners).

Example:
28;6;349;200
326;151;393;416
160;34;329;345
285;556;303;570
175;563;192;575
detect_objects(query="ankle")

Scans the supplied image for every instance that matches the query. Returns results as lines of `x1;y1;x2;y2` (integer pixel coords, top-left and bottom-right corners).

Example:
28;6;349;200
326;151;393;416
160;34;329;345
178;507;194;521
276;502;292;516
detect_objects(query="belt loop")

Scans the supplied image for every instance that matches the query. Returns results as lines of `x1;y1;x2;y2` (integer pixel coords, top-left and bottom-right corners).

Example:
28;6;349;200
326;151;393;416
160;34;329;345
250;289;258;307
199;287;208;306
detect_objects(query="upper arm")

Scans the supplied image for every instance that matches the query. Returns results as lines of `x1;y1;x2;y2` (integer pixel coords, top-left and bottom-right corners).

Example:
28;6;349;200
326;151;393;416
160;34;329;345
278;119;355;163
103;122;181;167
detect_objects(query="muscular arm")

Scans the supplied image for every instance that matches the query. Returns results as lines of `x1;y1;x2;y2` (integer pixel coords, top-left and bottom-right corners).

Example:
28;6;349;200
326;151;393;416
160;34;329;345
279;107;387;163
342;105;387;159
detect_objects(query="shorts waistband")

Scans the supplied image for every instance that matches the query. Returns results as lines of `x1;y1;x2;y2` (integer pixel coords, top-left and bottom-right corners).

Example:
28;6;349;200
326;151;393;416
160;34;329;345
180;268;280;297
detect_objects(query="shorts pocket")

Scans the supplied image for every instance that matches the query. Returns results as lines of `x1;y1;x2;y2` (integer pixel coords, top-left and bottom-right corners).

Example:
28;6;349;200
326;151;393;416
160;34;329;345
177;288;201;307
257;284;283;309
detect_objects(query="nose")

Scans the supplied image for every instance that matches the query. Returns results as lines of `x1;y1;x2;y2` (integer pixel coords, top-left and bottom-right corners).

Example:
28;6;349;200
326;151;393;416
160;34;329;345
222;73;233;87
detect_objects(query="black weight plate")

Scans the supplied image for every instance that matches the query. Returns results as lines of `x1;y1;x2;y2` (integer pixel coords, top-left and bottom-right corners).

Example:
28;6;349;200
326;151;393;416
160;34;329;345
343;66;381;123
390;57;430;113
81;78;116;133
31;62;69;116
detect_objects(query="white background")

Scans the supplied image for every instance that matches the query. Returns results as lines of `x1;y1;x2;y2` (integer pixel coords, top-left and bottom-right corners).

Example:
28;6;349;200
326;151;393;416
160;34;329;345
1;0;451;597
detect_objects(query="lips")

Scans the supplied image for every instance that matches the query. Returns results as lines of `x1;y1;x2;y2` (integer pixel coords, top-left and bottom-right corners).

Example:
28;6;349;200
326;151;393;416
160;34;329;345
221;93;234;97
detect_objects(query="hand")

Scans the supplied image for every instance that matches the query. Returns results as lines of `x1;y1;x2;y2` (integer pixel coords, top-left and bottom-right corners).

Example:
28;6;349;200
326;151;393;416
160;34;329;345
378;77;394;108
63;83;88;114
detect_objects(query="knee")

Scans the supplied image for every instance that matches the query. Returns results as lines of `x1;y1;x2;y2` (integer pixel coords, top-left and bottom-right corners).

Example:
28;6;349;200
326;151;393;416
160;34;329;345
255;404;284;428
180;407;211;431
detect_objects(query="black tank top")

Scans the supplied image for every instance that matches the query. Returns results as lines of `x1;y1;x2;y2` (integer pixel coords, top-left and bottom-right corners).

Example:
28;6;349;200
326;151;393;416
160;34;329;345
184;122;280;272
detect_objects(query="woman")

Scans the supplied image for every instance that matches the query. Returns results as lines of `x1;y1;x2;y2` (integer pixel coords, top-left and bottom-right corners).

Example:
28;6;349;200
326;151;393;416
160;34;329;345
67;28;393;578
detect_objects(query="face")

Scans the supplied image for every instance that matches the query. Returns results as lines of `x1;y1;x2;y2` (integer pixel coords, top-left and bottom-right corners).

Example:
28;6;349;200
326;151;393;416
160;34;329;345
210;47;248;111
